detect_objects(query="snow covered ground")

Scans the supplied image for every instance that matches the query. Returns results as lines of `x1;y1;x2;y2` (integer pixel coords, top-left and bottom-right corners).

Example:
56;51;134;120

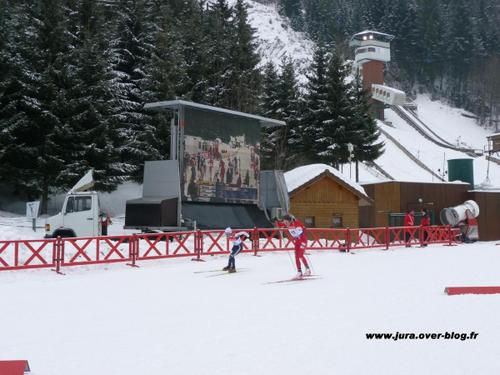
1;235;500;375
2;6;500;372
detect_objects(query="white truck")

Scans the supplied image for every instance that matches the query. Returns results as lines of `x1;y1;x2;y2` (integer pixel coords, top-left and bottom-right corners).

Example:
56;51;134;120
44;170;103;238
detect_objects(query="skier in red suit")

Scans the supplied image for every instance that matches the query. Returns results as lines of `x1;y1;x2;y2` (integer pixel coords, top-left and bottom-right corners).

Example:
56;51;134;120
283;214;310;278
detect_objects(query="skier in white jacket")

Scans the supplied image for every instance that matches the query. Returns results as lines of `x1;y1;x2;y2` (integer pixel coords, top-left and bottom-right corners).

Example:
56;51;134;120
222;227;248;273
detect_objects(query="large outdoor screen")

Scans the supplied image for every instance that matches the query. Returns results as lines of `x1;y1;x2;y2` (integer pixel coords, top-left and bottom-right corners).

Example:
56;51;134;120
182;108;260;204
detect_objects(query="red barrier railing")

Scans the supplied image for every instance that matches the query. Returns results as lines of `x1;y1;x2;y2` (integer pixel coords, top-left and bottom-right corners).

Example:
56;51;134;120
0;225;462;273
0;238;56;270
61;235;132;267
135;231;197;260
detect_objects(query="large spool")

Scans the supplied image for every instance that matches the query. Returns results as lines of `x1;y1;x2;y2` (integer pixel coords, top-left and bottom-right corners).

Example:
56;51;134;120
440;200;480;226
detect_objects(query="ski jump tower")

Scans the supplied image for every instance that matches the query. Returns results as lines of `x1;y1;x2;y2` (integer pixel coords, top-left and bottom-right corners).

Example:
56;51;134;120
349;30;406;120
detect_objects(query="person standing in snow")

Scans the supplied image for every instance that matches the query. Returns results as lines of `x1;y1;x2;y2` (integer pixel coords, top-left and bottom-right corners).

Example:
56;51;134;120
283;214;311;278
420;208;430;247
404;210;415;247
222;227;248;273
100;213;112;236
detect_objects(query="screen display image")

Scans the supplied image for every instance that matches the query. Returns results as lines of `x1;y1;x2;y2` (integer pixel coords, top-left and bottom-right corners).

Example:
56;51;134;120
182;108;260;204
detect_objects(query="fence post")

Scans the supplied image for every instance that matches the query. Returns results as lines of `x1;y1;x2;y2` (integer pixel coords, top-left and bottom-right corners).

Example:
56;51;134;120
346;228;351;253
51;236;64;275
253;227;259;256
385;226;390;250
448;225;453;246
419;226;423;247
127;234;139;267
191;230;205;262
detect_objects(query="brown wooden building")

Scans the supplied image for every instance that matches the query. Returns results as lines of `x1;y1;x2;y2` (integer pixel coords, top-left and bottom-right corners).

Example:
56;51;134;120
467;190;500;241
360;181;469;227
285;165;372;228
360;181;500;241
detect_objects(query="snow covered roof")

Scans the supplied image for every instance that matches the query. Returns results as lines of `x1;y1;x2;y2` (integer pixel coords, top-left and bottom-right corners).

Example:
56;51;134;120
284;164;371;204
361;180;470;186
143;100;285;128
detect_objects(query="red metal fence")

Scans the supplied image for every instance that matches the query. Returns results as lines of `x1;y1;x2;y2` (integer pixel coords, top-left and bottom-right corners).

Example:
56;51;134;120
0;225;462;273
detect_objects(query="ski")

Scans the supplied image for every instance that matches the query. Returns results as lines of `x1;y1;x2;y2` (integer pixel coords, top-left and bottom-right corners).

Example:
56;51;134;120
194;268;248;274
205;269;248;277
264;275;320;284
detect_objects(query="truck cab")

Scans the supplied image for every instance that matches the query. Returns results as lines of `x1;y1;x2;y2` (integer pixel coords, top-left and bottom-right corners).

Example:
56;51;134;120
45;170;102;238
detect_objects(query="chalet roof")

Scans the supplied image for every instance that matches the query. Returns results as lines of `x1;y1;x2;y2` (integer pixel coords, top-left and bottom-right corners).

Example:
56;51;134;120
284;164;372;205
143;100;285;128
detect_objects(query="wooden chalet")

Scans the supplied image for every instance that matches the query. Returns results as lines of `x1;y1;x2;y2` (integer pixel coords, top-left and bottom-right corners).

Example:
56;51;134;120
284;164;372;228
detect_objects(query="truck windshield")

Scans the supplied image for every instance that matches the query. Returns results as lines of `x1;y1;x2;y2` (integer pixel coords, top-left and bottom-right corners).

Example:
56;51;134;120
65;196;92;213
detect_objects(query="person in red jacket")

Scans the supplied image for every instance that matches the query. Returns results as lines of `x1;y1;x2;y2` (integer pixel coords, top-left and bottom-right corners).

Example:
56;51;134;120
283;214;311;278
404;210;415;247
420;208;431;247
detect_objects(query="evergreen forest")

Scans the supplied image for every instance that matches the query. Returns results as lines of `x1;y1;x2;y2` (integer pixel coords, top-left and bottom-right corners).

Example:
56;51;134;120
2;0;497;210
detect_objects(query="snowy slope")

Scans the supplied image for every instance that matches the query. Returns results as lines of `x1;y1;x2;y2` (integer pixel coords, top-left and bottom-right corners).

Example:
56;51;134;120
414;94;490;150
1;240;500;375
344;95;499;188
384;105;498;187
231;0;314;81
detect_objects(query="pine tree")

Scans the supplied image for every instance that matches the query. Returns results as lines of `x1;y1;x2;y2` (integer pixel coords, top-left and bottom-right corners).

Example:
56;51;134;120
53;0;125;192
415;0;445;89
314;51;355;167
277;58;301;170
302;42;330;164
384;0;419;84
349;75;384;181
260;62;281;170
442;0;474;106
110;0;163;182
225;0;261;113
303;0;337;43
204;0;234;108
0;0;74;211
179;0;209;103
278;0;304;31
0;1;33;195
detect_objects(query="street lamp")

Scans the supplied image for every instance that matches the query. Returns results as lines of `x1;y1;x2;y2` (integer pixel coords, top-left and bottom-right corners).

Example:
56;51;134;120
347;143;354;179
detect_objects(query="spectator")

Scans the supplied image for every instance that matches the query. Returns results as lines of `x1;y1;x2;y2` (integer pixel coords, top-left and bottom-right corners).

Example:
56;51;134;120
420;208;431;247
100;213;112;236
404;210;415;247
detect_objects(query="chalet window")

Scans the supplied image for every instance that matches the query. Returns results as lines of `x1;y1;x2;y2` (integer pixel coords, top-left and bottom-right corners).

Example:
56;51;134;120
304;216;315;228
332;215;343;228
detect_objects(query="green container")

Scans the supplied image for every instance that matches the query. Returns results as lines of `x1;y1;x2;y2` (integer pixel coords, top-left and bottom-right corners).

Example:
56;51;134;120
448;159;474;187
